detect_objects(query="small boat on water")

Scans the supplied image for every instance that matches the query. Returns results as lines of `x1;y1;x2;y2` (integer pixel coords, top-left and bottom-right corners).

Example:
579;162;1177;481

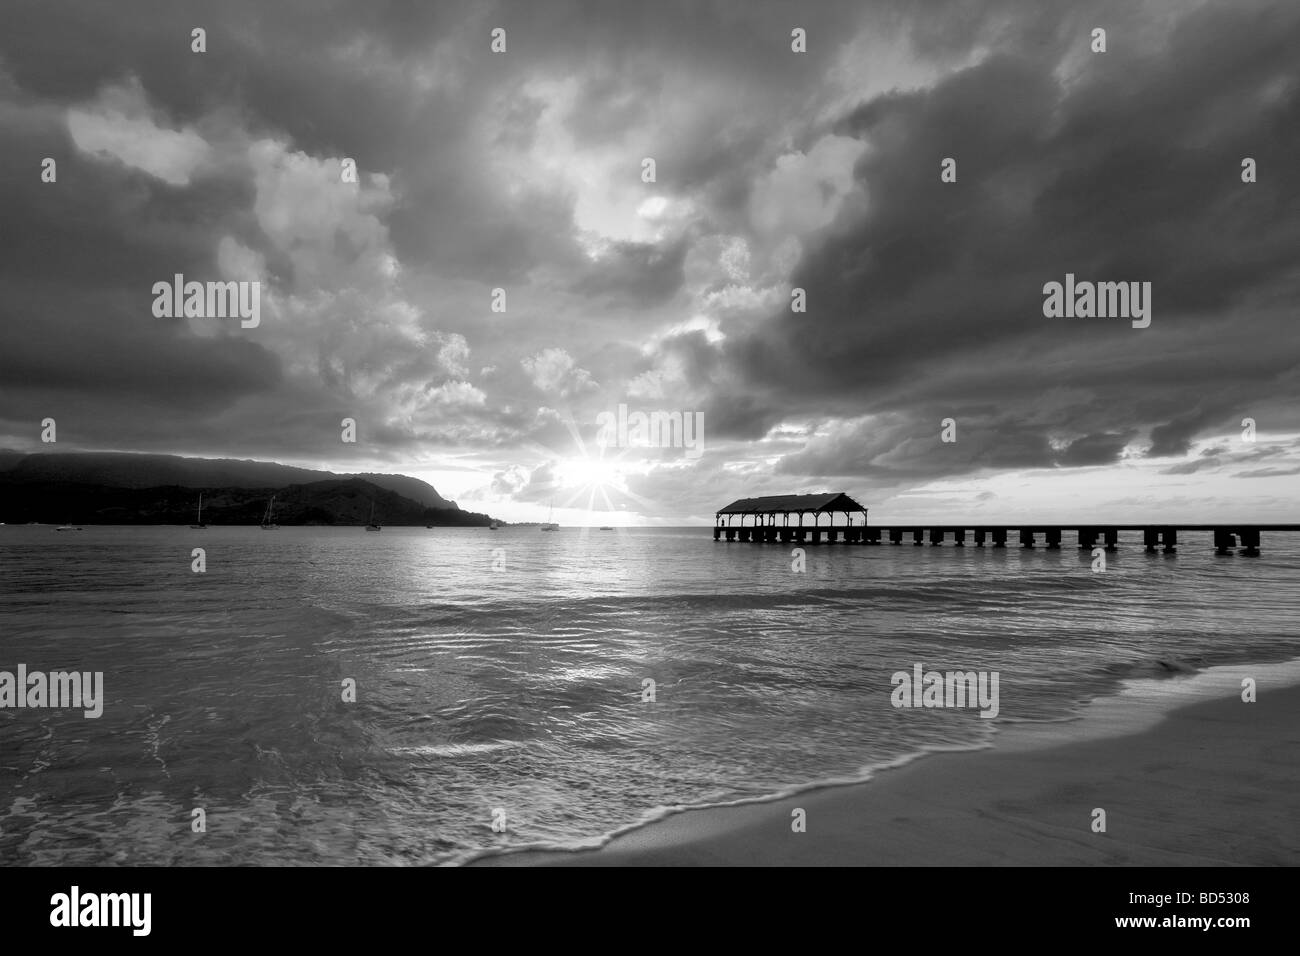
489;520;499;530
190;493;207;529
365;501;381;532
599;526;614;531
261;495;279;530
56;518;82;531
540;500;558;531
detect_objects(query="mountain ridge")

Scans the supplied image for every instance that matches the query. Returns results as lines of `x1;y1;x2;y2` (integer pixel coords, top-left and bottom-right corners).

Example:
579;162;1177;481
0;452;498;526
0;451;458;509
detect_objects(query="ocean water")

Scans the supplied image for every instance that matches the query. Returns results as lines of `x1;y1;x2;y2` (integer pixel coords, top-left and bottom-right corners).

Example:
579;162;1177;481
1;524;1298;866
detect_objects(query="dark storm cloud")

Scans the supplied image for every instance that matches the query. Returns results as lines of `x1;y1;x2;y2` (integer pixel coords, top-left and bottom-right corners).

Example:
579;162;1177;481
571;237;689;307
0;0;480;454
1055;431;1132;467
698;1;1300;478
0;87;241;290
0;0;1297;518
1148;413;1217;458
0;0;946;459
1237;465;1300;478
775;416;1056;482
1;0;466;164
1161;457;1219;476
0;69;282;445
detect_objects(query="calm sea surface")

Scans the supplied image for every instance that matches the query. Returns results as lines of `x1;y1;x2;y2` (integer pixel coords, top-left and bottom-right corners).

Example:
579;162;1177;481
2;525;1298;865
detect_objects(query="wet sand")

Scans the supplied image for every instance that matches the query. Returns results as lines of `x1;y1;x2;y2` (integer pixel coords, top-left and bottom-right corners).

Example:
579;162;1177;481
473;675;1299;866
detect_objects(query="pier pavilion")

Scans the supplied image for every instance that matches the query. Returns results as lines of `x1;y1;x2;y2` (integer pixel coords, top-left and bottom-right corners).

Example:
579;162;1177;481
714;493;869;545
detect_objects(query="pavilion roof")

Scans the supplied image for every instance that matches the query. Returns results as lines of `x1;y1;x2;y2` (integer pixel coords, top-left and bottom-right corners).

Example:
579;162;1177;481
715;492;867;515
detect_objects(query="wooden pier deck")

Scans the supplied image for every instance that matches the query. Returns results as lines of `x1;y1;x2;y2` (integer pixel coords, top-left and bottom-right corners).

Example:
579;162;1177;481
713;494;1300;555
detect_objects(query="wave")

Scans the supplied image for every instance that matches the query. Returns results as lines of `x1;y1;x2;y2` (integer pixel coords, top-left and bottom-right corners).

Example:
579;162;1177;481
448;655;1300;867
388;741;523;758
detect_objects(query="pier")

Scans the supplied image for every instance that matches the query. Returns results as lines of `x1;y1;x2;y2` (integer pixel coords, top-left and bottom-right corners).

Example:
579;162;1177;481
713;493;1300;555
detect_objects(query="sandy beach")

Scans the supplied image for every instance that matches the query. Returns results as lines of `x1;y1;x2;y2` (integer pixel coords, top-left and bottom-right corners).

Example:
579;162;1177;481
474;671;1300;866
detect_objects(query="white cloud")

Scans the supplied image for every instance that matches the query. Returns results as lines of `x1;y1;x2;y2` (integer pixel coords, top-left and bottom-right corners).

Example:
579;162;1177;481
749;134;867;240
66;78;211;186
428;380;486;406
521;348;597;397
437;334;471;378
216;236;266;281
247;139;393;291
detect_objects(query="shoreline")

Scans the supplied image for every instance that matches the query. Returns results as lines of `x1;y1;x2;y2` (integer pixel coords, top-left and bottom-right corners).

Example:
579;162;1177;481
470;661;1300;866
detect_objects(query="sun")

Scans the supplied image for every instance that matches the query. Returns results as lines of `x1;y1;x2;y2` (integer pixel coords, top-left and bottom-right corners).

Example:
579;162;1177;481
556;455;623;493
528;413;663;521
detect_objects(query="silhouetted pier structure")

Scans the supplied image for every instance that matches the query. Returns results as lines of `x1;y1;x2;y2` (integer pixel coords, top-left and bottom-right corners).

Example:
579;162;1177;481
714;494;1299;556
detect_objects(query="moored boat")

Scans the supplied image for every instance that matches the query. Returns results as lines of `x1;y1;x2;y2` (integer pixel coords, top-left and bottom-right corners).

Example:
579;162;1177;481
261;495;279;530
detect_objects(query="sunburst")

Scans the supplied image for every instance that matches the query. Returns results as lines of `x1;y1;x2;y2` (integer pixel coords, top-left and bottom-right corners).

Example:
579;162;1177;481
522;412;662;522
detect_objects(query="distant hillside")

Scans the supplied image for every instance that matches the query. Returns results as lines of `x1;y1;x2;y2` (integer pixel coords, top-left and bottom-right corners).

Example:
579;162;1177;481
0;451;458;510
0;476;494;527
354;472;457;510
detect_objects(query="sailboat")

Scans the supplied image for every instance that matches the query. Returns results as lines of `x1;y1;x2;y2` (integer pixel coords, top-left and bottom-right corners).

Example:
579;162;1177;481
540;500;558;532
260;495;279;530
190;493;207;529
365;501;381;532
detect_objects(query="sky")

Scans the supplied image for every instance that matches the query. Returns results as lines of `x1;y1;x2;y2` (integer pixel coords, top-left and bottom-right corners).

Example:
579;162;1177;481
1;0;1298;525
